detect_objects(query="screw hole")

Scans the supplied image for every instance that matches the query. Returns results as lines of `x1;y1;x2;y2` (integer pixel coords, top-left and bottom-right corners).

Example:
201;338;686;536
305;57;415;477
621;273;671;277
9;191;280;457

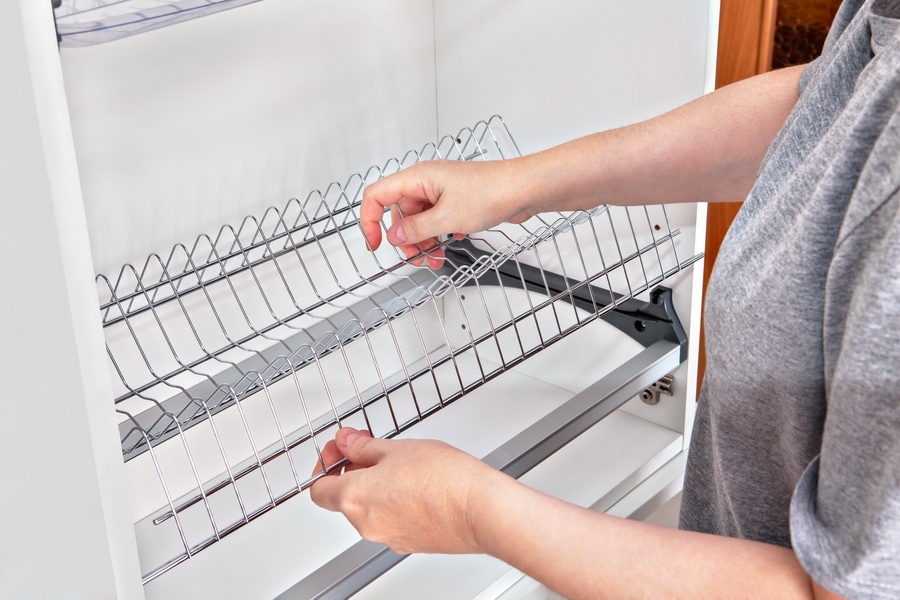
634;321;647;333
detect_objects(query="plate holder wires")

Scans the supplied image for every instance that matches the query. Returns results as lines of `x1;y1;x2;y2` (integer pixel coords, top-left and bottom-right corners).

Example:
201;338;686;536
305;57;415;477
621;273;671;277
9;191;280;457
95;116;702;583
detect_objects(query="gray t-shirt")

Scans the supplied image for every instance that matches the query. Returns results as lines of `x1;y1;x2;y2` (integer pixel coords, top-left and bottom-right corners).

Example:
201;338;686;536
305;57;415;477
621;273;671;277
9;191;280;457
679;1;900;598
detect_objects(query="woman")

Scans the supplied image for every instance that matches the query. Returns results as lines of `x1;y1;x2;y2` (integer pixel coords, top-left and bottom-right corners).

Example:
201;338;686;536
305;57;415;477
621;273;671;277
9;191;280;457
311;2;900;598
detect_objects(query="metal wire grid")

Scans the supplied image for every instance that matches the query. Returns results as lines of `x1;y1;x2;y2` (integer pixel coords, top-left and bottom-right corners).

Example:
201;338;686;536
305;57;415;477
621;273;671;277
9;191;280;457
96;116;699;582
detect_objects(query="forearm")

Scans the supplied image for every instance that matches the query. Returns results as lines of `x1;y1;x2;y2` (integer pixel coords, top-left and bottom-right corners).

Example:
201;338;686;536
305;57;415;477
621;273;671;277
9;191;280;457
473;473;817;600
311;430;841;598
514;64;805;211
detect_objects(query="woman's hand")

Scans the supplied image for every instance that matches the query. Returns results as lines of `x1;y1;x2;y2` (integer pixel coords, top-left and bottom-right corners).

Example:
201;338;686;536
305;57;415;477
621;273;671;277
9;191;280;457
360;158;541;268
309;427;507;555
308;429;837;600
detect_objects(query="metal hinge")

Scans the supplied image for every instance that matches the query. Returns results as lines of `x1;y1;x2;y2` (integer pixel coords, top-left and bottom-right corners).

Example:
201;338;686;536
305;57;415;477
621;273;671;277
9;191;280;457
640;373;674;405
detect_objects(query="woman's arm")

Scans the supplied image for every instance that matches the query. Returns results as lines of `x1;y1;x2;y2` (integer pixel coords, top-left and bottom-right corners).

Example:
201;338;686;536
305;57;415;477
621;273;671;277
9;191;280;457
519;63;805;211
311;428;846;600
360;65;804;261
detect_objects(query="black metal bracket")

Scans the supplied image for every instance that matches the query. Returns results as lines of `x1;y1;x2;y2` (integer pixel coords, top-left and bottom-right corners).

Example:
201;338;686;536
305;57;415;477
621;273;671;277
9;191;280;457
438;238;688;362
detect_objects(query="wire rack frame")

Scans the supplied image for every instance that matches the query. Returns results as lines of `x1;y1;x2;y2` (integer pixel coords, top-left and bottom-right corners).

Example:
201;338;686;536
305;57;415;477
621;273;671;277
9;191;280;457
101;117;516;459
54;0;267;47
96;116;701;583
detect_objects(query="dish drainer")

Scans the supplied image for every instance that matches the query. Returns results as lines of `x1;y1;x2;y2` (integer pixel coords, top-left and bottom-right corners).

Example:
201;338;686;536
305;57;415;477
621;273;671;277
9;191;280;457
99;116;700;593
54;0;266;46
5;1;717;597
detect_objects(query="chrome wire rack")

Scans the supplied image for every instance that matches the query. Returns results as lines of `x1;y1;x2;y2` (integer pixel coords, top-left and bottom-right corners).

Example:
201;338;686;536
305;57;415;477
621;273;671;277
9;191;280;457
97;116;701;583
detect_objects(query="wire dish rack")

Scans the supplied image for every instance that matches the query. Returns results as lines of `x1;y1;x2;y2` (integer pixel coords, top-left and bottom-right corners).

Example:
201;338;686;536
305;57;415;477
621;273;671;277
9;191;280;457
53;0;265;47
96;116;701;585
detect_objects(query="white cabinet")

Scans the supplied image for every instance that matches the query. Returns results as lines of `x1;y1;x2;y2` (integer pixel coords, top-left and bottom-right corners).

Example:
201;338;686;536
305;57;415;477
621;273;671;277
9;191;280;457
0;1;717;598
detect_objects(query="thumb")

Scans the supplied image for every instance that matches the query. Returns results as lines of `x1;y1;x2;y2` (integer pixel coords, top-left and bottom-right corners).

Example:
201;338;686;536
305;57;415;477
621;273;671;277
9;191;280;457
387;209;449;248
336;428;386;468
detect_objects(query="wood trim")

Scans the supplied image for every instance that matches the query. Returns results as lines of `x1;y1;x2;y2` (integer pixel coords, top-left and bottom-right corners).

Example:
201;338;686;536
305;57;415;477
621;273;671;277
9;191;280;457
757;0;778;74
715;0;774;89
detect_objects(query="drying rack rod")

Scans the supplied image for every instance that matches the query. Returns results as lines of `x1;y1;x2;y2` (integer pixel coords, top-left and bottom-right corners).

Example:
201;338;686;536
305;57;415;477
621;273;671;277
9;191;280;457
119;233;695;461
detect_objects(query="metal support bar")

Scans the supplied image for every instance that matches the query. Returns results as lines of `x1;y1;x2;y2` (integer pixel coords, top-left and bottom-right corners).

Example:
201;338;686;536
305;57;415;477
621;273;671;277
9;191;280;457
276;339;680;600
443;239;689;361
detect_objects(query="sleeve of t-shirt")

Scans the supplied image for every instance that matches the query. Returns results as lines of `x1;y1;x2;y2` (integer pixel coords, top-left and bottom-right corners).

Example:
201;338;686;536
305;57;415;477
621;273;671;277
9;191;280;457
789;154;900;597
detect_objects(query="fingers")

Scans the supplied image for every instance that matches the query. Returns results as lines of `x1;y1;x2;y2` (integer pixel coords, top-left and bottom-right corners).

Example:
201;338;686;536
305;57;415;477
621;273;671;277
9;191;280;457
360;218;384;253
308;431;493;555
311;429;374;476
361;164;438;251
390;205;422;264
312;438;344;476
309;429;378;512
341;429;372;472
389;206;446;269
335;428;385;467
359;185;392;252
362;162;456;256
425;247;446;270
309;471;344;512
386;204;446;249
361;159;518;265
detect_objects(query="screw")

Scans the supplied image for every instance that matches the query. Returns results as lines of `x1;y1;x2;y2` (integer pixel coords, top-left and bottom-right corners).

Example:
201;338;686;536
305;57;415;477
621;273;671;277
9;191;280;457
640;389;659;405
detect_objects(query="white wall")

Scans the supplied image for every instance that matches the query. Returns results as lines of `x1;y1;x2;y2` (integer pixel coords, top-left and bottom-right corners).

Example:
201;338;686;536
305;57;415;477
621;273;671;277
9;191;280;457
60;0;438;278
434;0;713;153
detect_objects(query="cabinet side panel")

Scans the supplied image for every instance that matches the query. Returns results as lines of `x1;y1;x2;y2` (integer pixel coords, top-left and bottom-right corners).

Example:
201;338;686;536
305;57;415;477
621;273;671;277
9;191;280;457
0;1;143;598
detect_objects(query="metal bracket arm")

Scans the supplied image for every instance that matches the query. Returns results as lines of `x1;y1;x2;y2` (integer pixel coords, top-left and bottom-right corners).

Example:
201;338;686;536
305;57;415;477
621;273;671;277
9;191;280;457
442;239;688;361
